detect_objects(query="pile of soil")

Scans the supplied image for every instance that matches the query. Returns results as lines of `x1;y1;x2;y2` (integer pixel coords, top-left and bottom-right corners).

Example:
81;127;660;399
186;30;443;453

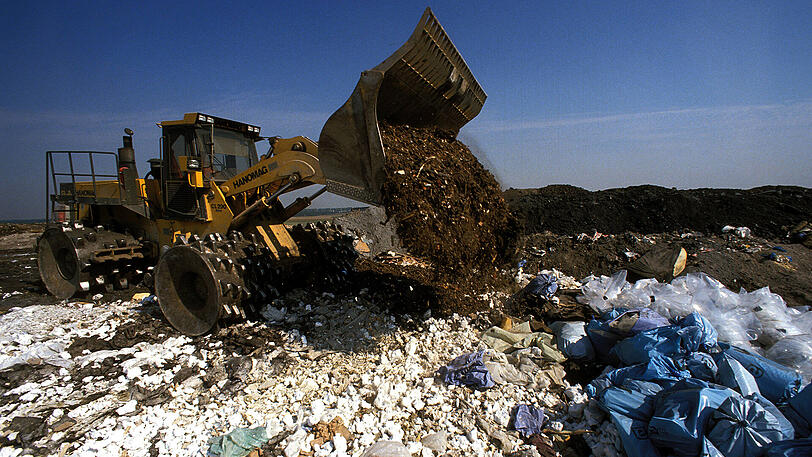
505;185;812;240
514;230;812;309
379;122;518;278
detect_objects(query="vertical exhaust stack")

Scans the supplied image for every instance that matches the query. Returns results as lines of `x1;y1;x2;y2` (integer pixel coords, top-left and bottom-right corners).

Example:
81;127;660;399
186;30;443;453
118;129;141;205
319;7;487;206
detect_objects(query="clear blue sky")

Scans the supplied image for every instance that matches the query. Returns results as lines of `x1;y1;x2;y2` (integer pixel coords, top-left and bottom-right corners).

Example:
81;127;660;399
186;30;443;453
1;1;810;219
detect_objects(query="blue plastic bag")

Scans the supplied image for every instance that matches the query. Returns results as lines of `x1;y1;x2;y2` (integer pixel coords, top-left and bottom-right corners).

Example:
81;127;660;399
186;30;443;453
527;273;558;299
716;353;761;397
648;379;738;456
550;321;595;361
748;393;795;441
587;354;691;397
706;396;784;457
437;350;494;390
782;382;812;438
717;343;803;404
678;313;718;351
510;404;546;438
586;309;628;360
599;387;662;457
610;312;718;366
764;438;812;456
682;352;718;382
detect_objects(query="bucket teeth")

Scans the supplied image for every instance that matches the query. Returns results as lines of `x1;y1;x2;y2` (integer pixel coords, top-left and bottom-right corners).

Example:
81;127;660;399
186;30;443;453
79;281;90;292
95;276;105;285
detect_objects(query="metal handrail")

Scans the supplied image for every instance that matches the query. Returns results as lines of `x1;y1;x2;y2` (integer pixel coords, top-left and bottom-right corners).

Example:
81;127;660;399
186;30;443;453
45;151;121;223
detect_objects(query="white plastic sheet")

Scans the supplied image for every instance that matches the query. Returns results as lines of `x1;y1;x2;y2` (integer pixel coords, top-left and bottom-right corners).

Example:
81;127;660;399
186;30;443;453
580;272;812;382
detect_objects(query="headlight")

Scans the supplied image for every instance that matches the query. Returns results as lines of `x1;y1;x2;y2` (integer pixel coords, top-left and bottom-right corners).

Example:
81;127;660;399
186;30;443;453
188;159;200;169
198;114;206;122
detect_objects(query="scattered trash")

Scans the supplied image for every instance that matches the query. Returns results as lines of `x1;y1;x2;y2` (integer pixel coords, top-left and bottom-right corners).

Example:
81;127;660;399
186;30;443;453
480;321;565;362
626;245;687;282
510;404;546;438
723;226;752;238
437;350;495;390
765;252;793;263
208;427;269;457
0;339;71;370
526;273;558;300
360;440;410;457
131;292;151;302
789;220;812;248
549;321;595;361
579;271;812;380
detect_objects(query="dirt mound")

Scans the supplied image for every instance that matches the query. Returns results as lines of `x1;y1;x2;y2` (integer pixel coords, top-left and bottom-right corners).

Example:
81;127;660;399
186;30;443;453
505;185;811;240
379;123;518;278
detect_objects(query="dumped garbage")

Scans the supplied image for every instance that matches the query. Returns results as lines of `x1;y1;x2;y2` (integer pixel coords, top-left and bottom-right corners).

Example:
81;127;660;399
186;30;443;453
577;275;811;457
626;245;687;282
511;404;547;438
723;225;752;238
580;271;812;382
789;220;812;248
526;273;559;300
549;321;595;361
360;440;411;457
480;320;565;362
208;426;269;457
437;350;495;390
706;396;785;457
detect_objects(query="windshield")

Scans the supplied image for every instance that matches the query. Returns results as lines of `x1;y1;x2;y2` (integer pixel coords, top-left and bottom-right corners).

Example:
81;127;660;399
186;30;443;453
195;128;258;180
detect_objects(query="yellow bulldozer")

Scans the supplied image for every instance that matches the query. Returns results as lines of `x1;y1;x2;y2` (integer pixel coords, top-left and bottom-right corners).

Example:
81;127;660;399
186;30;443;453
37;8;486;336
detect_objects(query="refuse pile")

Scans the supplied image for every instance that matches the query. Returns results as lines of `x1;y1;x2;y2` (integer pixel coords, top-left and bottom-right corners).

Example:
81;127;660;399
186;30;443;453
379;122;518;278
551;270;812;457
579;271;812;381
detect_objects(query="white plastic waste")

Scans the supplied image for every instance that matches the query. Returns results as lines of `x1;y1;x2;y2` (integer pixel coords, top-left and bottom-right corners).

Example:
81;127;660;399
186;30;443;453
579;271;809;375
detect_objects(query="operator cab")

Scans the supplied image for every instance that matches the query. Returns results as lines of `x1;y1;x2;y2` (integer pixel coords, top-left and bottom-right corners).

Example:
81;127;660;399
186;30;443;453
157;113;262;218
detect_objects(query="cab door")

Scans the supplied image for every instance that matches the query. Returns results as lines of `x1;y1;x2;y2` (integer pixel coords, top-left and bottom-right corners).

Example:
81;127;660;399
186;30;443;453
162;128;202;219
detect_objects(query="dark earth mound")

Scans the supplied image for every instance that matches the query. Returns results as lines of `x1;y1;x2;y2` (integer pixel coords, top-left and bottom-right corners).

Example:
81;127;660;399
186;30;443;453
512;230;812;311
379;122;518;277
505;185;812;240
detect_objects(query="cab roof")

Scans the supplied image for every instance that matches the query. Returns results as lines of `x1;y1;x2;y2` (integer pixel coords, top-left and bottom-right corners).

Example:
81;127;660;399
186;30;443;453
160;113;262;138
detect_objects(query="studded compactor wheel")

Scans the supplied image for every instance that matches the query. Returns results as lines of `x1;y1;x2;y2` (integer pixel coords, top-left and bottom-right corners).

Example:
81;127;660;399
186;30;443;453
154;223;357;336
37;224;148;299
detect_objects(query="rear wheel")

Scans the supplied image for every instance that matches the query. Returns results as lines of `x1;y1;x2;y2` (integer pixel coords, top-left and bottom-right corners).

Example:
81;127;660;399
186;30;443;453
37;228;82;299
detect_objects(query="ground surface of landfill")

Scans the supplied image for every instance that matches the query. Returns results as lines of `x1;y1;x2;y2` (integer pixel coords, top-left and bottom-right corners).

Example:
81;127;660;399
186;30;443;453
1;183;811;457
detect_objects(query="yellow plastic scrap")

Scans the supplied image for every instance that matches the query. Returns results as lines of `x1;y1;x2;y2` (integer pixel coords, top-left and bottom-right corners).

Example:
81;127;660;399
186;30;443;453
480;323;565;363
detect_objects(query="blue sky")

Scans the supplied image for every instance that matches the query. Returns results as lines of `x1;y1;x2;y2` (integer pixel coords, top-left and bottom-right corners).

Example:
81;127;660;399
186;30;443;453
1;1;810;219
